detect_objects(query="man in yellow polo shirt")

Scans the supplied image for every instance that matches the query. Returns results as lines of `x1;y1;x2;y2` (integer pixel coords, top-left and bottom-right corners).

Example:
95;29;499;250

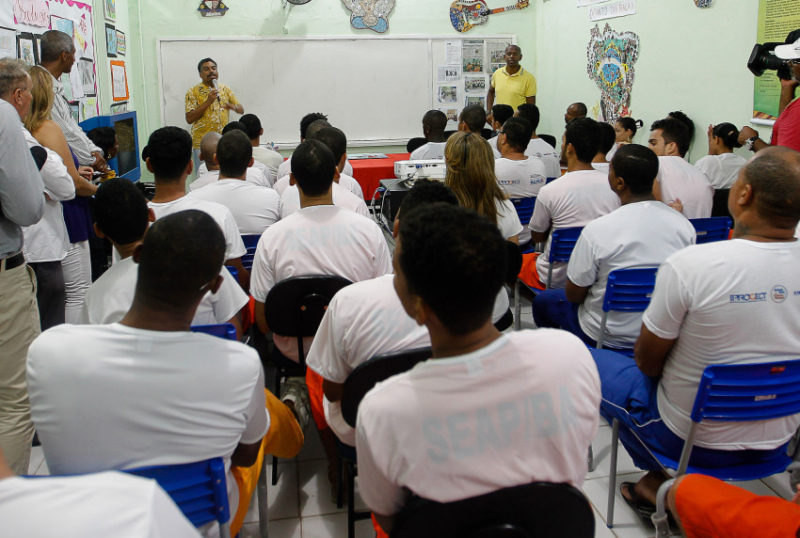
185;58;244;150
487;45;536;124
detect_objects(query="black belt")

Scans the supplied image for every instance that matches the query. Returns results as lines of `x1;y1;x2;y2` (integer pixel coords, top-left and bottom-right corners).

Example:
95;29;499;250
1;252;25;271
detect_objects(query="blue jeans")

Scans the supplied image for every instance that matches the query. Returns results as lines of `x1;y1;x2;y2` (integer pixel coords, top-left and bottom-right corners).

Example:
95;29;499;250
591;348;788;471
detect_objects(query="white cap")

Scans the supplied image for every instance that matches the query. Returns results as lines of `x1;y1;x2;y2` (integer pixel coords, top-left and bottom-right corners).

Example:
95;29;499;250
775;37;800;60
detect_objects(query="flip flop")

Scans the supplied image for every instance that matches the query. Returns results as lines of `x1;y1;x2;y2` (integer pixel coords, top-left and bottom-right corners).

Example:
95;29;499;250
620;481;656;521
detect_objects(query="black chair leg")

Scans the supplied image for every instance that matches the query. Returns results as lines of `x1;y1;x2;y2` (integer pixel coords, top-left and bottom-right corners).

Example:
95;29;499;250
336;456;344;508
347;462;356;538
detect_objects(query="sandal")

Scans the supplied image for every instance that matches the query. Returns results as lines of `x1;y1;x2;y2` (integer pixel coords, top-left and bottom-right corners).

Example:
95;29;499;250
620;481;656;521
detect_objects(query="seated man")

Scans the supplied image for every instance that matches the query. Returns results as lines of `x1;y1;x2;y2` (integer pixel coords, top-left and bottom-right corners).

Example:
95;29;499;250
28;210;303;536
188;130;281;235
190;130;269;191
143;127;248;286
81;179;248;338
649;117;713;218
594;146;800;516
306;180;457;446
564;102;587;125
521;118;620;290
0;446;199;537
533;145;695;348
410;110;448;160
458;104;489;135
516;103;561;179
356;203;601;533
240;113;283;184
591;121;617;174
488;104;514;157
278;127;369;218
277;112;354;180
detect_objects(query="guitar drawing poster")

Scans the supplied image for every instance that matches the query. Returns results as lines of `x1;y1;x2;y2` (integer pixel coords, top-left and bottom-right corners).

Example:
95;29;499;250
586;23;639;122
341;0;395;33
449;1;529;33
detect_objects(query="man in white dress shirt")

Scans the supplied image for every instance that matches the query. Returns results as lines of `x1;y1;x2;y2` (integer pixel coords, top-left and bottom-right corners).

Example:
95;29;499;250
409;110;448;161
356;203;601;533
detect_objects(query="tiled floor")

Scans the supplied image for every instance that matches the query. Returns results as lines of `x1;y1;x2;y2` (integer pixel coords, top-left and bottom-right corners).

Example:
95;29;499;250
26;298;798;537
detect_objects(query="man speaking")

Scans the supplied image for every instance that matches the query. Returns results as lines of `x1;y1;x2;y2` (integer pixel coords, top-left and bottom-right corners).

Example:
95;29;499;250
486;45;536;124
185;58;244;151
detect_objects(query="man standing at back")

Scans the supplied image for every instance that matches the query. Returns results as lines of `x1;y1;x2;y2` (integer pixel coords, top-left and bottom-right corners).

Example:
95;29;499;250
486;45;536;121
184;58;243;154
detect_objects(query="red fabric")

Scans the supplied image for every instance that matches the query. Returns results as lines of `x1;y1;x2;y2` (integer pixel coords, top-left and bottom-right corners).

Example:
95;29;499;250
241;296;255;332
772;98;800;153
306;367;328;431
675;474;800;538
518;252;545;290
372;513;389;538
349;153;410;201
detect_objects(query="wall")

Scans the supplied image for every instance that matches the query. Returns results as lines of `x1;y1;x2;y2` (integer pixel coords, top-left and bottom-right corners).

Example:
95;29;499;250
532;1;767;162
92;0;136;115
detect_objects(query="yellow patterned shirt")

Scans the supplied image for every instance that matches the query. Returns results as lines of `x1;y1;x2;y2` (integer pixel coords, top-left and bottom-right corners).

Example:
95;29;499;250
185;82;240;148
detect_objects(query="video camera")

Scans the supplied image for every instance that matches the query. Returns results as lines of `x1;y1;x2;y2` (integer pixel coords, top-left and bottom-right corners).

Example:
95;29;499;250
748;29;800;80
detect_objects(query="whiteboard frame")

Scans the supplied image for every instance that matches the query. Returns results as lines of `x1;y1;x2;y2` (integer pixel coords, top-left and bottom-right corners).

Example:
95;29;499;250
156;34;516;148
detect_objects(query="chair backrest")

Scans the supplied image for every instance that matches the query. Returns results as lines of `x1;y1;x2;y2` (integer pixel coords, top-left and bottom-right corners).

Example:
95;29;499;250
264;275;352;337
191;323;238;341
241;234;261;271
548;226;583;264
601;267;659;313
224;265;238;282
509;197;536;229
691;359;800;424
390;482;594;538
689;217;732;244
341;346;432;427
124;457;230;530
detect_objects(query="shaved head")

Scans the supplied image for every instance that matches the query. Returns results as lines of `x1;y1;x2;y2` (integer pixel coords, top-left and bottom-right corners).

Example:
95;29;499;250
741;146;800;228
200;132;221;161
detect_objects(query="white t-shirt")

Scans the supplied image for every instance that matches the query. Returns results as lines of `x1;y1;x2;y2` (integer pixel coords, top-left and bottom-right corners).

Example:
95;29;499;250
410;142;447;161
27;323;268;509
148;196;247;260
494;157;547;200
273;175;291;196
252;145;283;180
694;153;747;190
306;274;431;445
189;167;269;191
278;155;354;180
567;201;696;348
279;182;369;219
657;156;713;219
525;138;561;180
0;472;199;537
250;205;393;361
356;330;601;516
529;169;620;289
21;127;73;263
642;239;800;449
496;197;524;243
79;256;248;327
338;172;364;199
188;178;280;235
591;162;610;175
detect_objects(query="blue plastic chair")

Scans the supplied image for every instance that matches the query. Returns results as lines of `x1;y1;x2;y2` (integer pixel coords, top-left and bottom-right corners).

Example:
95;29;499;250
510;197;537;255
689;217;732;244
125;457;232;537
607;359;800;528
191;323;237;341
596;267;659;355
241;234;261;271
546;226;583;289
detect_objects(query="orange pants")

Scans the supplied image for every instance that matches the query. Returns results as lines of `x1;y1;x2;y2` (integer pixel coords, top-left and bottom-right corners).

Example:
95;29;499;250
518;252;545;290
306;368;329;431
230;389;304;534
674;474;800;538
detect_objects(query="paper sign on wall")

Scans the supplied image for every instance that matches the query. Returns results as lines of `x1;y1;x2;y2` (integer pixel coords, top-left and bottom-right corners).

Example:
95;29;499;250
13;0;49;28
589;0;636;21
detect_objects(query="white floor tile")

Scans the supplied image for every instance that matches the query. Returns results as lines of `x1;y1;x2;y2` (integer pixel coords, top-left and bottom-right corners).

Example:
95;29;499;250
591;505;617;538
298;428;327;462
27;446;44;475
298;459;346;517
268;461;300;521
587;421;641;479
36;457;49;476
267;517;302;537
582;471;650;538
301;512;375;538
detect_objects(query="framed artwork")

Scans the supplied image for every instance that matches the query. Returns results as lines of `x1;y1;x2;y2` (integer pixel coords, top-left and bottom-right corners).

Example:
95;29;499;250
78;57;96;97
116;30;126;56
50;15;74;38
105;24;117;57
0;27;16;60
110;101;128;114
69;102;80;123
110;60;129;101
16;33;36;66
105;0;116;22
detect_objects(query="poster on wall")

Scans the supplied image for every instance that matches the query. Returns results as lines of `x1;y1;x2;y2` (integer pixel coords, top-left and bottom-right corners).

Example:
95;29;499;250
104;0;116;23
588;0;636;21
0;26;16;59
16;32;36;65
110;59;129;101
116;29;125;55
13;0;49;27
104;23;116;57
462;40;484;73
78;57;95;96
753;0;800;120
341;0;395;33
586;23;640;122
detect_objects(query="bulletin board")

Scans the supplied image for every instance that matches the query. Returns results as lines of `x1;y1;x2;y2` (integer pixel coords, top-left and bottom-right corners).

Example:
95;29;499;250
158;35;515;148
0;0;99;121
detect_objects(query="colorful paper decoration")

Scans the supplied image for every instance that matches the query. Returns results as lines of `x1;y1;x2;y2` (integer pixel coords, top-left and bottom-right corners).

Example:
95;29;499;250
586;23;640;122
198;1;229;17
341;0;395;33
694;0;712;6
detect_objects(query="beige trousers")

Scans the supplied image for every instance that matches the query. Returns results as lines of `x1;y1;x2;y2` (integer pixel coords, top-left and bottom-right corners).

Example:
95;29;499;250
0;263;39;474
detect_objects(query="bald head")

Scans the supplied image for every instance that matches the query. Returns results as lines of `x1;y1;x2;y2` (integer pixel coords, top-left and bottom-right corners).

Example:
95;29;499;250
739;146;800;229
565;102;587;125
199;132;221;162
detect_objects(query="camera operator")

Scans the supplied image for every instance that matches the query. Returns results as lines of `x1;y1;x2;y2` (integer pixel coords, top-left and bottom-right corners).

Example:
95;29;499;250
739;36;800;153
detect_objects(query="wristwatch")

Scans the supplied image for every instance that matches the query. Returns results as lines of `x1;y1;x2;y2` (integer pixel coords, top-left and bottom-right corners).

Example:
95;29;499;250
745;136;759;151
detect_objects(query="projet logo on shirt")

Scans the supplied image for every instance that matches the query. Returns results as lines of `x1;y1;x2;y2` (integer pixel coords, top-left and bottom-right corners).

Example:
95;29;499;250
729;292;767;303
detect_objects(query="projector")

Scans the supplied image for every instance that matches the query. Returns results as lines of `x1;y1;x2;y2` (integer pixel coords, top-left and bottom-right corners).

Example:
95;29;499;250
393;160;447;182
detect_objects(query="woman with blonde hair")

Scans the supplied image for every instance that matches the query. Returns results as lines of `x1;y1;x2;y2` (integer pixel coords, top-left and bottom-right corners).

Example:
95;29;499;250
444;131;522;243
26;65;97;324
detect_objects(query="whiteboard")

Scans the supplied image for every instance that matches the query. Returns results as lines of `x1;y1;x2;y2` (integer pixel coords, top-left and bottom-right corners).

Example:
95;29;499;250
158;35;514;148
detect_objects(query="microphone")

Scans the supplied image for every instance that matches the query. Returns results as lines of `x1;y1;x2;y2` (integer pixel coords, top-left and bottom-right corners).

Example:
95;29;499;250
211;79;220;102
